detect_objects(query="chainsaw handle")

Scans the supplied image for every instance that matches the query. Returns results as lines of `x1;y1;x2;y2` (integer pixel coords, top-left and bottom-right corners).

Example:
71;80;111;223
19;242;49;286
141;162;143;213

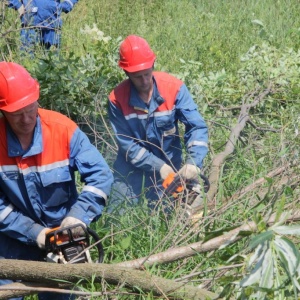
162;172;210;196
87;227;104;263
162;173;183;195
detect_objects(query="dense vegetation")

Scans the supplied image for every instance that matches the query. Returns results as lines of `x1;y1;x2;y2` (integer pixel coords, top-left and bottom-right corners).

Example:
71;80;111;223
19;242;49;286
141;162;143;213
1;0;300;299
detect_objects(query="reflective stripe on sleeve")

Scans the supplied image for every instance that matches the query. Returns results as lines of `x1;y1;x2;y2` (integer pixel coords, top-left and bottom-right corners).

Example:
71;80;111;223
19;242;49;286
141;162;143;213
131;147;147;164
64;0;74;8
0;203;14;222
187;141;208;148
82;186;107;202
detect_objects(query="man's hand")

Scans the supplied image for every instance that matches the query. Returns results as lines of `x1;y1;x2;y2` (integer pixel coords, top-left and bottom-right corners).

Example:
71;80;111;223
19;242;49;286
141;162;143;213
60;216;86;236
159;163;174;180
36;228;50;249
178;164;201;180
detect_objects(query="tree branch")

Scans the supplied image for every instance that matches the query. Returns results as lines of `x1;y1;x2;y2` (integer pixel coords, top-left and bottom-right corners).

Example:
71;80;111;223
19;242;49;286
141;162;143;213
207;85;273;202
115;209;300;269
0;261;217;300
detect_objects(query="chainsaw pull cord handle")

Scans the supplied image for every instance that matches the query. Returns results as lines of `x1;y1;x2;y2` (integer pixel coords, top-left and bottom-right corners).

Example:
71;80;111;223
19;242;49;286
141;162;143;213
86;227;104;263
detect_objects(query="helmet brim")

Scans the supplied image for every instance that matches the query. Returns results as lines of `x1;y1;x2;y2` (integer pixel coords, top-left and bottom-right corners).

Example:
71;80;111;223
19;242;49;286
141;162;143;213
119;59;155;73
0;92;39;112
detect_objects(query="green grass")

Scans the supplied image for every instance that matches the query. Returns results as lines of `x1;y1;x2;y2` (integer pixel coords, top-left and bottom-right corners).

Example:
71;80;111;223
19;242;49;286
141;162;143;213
61;0;300;73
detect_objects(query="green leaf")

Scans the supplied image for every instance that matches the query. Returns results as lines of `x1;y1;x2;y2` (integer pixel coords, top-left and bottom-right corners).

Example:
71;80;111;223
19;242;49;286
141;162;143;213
238;230;253;237
264;176;273;184
249;230;274;250
248;243;266;266
120;235;132;250
240;252;264;287
274;236;300;291
271;211;291;227
259;247;274;288
272;225;300;236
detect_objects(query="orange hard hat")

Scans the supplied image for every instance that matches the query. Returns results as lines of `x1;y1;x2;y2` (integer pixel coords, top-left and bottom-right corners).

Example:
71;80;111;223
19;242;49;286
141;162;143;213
0;62;39;112
118;35;156;72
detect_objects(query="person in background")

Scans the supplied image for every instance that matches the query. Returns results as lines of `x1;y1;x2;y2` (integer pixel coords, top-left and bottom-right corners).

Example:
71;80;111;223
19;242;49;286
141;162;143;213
0;61;113;300
6;0;79;52
107;34;208;212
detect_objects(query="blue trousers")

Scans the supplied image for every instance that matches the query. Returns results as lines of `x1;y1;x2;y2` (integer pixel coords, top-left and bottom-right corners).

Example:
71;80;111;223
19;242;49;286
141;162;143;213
106;169;178;215
20;27;61;53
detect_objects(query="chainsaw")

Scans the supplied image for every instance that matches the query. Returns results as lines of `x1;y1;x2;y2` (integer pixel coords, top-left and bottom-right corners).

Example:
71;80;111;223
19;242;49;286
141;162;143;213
162;172;210;217
45;224;104;264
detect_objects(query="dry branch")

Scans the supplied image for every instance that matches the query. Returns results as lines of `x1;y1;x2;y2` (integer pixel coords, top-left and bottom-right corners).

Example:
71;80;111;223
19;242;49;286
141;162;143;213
207;85;273;202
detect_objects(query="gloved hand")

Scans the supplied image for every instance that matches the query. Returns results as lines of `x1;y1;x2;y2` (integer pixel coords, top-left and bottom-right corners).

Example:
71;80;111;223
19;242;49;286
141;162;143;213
178;164;201;180
60;216;87;236
159;163;174;180
17;4;25;16
36;227;50;249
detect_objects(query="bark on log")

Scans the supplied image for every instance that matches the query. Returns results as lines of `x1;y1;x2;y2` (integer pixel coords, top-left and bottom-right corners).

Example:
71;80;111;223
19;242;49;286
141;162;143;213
0;260;217;300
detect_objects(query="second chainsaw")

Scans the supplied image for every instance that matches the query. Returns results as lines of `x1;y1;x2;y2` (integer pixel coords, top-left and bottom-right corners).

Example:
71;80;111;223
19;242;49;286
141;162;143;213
162;172;210;216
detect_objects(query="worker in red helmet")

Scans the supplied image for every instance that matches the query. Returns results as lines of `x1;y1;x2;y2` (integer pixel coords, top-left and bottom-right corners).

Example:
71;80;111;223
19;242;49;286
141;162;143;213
107;35;208;212
0;62;113;300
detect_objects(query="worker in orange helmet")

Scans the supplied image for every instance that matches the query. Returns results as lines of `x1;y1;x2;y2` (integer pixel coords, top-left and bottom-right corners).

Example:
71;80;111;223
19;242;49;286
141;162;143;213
0;62;113;300
107;35;209;212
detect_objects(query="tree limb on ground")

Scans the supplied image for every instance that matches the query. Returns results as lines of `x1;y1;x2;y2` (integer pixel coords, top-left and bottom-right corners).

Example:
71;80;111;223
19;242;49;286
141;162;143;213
116;209;300;269
207;85;273;203
0;260;217;300
1;211;298;300
0;211;299;299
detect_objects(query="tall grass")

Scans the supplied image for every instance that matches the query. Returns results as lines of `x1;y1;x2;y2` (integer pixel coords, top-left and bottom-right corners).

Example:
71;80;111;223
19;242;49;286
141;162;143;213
62;0;300;73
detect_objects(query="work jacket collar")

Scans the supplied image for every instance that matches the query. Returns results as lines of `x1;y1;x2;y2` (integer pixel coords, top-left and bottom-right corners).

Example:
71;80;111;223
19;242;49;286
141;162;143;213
7;116;43;158
128;77;165;114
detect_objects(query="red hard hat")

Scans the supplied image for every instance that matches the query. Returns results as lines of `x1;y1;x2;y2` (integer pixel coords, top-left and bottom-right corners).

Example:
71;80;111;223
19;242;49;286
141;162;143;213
0;62;39;112
118;35;156;72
